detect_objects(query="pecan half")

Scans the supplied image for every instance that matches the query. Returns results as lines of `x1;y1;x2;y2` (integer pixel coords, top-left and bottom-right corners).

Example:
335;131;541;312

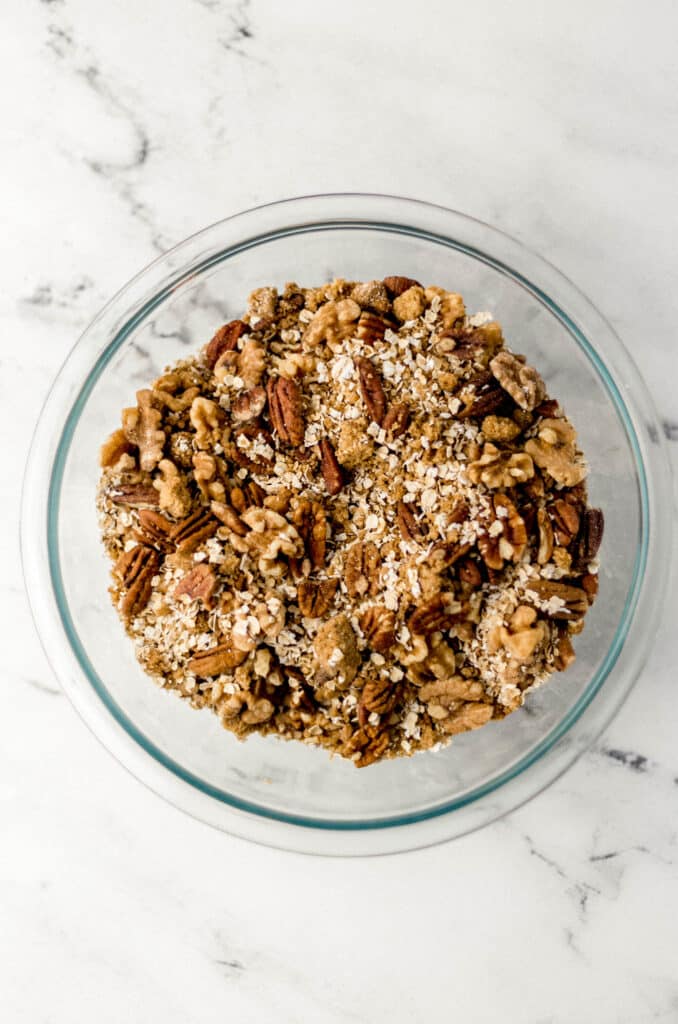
549;498;581;546
408;592;463;635
536;507;554;565
114;545;160;620
382;275;422;297
187;639;248;677
344;541;381;598
133;509;175;552
578;508;604;563
358;678;397;726
297;577;338;618
230;423;275;473
526;580;588;620
232;386;267;423
359;606;396;653
356;311;394;345
106;483;160;508
455;372;506;419
355;356;387;425
211;500;247;536
291;499;327;571
382;402;410;439
397;500;424;542
267;376;305;446
457;556;483;587
174;563;217;607
169;509;218;553
318;438;344;495
205;320;249;369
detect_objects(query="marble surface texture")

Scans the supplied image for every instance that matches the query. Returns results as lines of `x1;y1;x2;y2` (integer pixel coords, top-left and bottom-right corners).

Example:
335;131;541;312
3;1;678;1021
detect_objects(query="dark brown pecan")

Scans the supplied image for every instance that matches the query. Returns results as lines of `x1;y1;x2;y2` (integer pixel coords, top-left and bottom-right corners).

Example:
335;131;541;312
356;311;394;345
359;606;396;653
173;563;217;607
408;593;463;635
382;275;422;297
457;556;483;587
397;500;424;542
526;580;589;620
318;438;344;496
355;356;387;425
133;509;175;552
554;627;576;671
106;483;160;508
205;320;249;369
344;541;380;598
232;386;267;423
267;376;305;447
581;572;599;603
358;677;398;728
113;545;160;620
382;402;410;439
549;498;581;547
535;399;560;418
578;508;604;563
430;540;472;572
230;423;275;473
297;577;338;618
211;500;248;536
457;372;506;418
187;638;248;677
169;509;218;553
229;481;265;513
291;499;327;570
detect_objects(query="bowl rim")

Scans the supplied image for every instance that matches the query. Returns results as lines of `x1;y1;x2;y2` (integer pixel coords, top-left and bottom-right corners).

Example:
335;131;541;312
21;193;673;853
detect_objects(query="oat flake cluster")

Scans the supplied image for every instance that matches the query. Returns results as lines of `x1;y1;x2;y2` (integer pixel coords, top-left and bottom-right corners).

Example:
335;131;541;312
97;276;604;767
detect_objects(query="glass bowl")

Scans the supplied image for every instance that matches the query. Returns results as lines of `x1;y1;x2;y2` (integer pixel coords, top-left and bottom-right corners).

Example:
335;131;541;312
22;194;672;855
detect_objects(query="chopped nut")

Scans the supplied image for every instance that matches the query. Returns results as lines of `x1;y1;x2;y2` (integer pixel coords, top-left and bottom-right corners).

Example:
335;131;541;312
100;428;134;468
455;373;506;419
303;298;361;348
382;275;422;297
382;402;410;439
488;605;548;662
122;390;165;472
468;443;534;489
536;507;554;564
173;563;217;606
481;415;522;442
351;279;391;314
106;482;160;508
313;614;360;684
232;386;267;423
393;285;426;322
205;320;249;369
267;376;305;447
524;418;586;487
578;508;604;563
153;460;193;518
526;580;588;620
297;578;338;618
189;396;223;450
188;639;248;677
344;541;380;598
356;311;394;344
397;500;425;543
549;498;581;546
490;350;546;411
409;593;463;635
440;702;493;735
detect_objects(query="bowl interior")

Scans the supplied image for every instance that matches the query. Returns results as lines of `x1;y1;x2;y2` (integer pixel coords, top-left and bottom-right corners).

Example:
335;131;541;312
52;222;644;827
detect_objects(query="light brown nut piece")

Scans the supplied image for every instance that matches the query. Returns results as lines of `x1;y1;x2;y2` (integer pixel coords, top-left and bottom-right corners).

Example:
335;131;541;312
359;678;397;722
354;731;391;768
232;386;267;423
524;418;586;487
303;298;361;348
393;285;426;322
106;482;160;508
344;541;380;598
525;580;588;620
351;280;391;314
189;397;224;450
440;702;493;736
193;452;226;503
174;563;218;607
113;545;160;620
267;376;305;447
153;386;201;414
313;614;360;685
153;459;193;518
187;639;248;677
297;578;338;618
382;275;422;297
122;390;165;472
359;606;397;653
238;338;267;389
211;500;247;536
481;415;522;443
290;499;327;571
549;498;581;547
418;676;485;704
424;287;466;329
478;493;527;569
554;628;576;671
241;698;275;726
455;373;506;419
205;320;249;369
382;402;410;439
490;350;546;412
100;428;134;469
133;509;175;552
239;507;304;574
355;356;387;425
468;443;534;489
318;438;344;495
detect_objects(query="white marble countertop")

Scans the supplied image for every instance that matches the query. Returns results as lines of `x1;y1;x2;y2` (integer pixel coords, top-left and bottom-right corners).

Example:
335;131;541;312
4;1;678;1020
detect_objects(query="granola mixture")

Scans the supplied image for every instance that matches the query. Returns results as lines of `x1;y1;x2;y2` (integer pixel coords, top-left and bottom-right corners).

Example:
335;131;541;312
97;277;604;767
